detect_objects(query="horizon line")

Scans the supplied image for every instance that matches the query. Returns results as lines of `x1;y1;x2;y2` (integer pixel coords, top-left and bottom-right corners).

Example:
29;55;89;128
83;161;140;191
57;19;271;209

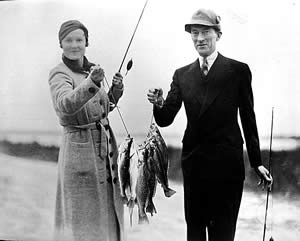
0;128;299;140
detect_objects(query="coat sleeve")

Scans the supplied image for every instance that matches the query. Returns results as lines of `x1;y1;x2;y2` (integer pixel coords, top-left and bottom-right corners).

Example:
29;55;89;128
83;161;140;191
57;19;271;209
49;67;100;116
239;64;262;168
107;85;124;112
153;70;182;127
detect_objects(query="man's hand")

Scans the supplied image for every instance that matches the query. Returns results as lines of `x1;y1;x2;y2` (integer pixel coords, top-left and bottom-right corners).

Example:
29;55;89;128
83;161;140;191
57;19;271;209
254;165;273;190
147;88;164;107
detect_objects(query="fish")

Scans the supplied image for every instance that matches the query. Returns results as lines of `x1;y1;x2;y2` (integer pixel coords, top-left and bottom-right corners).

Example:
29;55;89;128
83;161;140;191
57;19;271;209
145;147;157;216
118;137;141;226
136;146;157;224
127;140;140;225
118;123;174;225
117;136;134;202
148;127;176;198
147;123;169;174
136;152;150;224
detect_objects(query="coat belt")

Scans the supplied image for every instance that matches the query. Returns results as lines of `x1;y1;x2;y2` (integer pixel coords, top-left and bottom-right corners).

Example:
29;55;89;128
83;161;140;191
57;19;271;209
63;118;109;133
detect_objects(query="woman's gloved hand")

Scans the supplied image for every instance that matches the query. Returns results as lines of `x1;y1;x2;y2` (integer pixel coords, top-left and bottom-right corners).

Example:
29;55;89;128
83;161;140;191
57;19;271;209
112;72;123;89
89;65;105;86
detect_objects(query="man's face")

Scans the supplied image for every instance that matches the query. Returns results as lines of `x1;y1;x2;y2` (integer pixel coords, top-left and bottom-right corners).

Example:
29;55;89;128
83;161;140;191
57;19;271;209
190;25;221;57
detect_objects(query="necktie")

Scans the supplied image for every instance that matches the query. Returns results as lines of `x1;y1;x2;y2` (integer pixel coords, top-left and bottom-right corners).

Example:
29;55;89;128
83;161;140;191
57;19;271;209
201;57;208;76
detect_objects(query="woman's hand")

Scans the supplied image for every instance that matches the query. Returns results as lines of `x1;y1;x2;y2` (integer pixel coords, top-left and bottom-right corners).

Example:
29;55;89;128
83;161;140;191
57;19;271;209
112;72;123;89
89;65;105;86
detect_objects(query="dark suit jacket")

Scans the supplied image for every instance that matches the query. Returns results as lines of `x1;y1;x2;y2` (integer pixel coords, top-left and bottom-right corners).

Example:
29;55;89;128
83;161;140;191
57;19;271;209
154;53;262;180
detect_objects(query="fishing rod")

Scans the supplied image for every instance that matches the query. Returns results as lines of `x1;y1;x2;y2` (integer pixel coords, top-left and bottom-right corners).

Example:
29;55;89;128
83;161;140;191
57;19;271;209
118;0;149;73
262;107;274;241
103;0;149;137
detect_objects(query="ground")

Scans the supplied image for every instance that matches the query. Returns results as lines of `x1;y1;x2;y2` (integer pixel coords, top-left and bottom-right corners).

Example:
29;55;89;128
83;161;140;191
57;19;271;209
0;153;299;241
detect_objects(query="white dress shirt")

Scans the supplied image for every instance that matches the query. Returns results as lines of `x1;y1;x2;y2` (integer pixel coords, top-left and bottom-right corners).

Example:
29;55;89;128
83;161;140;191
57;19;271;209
198;50;219;73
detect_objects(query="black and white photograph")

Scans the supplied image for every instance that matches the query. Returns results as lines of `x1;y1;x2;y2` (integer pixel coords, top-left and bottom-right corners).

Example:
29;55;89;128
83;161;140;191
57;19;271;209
0;0;299;240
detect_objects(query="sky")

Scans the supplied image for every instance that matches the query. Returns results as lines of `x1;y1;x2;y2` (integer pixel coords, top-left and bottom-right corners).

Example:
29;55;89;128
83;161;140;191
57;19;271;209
0;0;300;141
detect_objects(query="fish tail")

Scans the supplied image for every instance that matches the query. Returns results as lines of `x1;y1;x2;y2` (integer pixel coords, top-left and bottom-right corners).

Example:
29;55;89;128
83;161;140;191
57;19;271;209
146;200;157;216
127;198;135;209
129;206;133;227
127;198;135;227
138;212;149;224
163;187;176;197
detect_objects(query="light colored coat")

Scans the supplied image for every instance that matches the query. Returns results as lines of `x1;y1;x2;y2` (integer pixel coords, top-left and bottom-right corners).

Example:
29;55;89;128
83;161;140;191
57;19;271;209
49;62;125;241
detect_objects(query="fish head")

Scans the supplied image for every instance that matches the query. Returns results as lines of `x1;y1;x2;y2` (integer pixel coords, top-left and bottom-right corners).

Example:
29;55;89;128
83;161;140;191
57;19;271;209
118;136;133;153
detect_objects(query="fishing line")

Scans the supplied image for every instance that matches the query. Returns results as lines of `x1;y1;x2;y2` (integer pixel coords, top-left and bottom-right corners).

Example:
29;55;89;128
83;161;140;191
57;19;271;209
150;113;155;126
103;76;130;136
100;0;149;137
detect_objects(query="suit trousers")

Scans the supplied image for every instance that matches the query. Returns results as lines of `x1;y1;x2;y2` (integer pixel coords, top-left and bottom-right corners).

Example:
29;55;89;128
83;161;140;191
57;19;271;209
183;178;244;241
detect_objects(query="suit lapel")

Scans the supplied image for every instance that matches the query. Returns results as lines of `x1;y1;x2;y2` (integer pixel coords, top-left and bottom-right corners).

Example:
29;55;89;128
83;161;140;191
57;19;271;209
198;54;233;118
184;60;206;105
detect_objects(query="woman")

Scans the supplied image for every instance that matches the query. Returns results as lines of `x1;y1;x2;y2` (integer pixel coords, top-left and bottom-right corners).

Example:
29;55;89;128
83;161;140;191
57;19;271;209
48;20;125;241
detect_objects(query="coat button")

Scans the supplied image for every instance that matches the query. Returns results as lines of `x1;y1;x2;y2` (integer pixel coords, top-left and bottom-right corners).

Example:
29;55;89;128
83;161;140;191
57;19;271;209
113;177;117;184
104;125;109;130
99;100;103;105
107;177;112;184
109;138;112;144
111;164;115;170
109;152;113;158
88;87;96;94
95;121;101;130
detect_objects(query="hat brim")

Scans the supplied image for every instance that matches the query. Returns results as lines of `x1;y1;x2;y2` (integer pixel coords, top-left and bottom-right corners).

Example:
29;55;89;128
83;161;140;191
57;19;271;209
185;23;220;33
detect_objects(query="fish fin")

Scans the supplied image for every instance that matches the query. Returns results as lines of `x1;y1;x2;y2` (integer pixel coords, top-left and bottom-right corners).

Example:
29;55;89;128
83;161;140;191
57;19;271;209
127;198;135;209
138;213;149;224
156;178;162;184
164;187;176;197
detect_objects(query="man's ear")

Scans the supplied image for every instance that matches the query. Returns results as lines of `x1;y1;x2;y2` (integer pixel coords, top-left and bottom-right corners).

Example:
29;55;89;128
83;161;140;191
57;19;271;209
217;31;222;41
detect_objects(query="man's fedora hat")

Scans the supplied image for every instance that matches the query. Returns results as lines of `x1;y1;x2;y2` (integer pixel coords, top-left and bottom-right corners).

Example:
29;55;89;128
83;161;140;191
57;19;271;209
185;8;221;33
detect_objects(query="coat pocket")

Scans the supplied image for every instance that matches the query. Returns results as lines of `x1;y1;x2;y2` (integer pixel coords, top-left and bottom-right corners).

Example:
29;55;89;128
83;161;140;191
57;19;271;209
65;142;95;173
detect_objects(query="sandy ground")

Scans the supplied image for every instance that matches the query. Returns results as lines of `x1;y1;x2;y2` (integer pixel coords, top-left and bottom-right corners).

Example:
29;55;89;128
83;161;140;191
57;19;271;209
0;153;299;241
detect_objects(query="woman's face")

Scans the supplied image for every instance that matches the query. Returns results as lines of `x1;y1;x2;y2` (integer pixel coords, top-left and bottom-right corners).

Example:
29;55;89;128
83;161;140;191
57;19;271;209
61;29;86;60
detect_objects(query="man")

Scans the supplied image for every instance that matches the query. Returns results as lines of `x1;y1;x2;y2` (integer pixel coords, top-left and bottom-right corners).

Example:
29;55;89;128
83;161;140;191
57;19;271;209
147;9;272;241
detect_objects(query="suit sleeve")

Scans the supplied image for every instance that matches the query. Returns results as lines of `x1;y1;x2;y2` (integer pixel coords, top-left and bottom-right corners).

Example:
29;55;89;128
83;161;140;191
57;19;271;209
49;68;100;116
239;64;262;168
153;70;182;127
